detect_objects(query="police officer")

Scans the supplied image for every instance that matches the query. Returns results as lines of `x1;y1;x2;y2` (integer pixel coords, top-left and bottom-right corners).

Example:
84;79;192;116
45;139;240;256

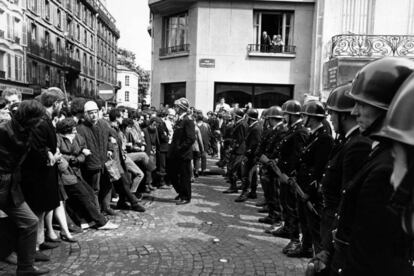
257;106;288;225
333;57;414;275
168;98;196;205
235;108;262;202
307;84;372;275
269;100;309;256
375;73;414;238
223;108;247;194
285;101;334;258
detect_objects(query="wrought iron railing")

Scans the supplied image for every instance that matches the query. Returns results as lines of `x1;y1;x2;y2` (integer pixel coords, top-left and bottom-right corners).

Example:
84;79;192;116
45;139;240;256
64;57;81;71
159;44;190;57
331;34;414;58
0;70;5;79
247;44;296;54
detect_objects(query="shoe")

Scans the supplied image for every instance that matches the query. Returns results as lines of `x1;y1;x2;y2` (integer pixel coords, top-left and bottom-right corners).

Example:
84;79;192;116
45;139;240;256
68;224;83;234
264;224;283;234
148;184;156;191
255;200;267;207
235;193;249;202
176;199;191;205
17;265;50;275
60;233;78;243
45;235;61;243
282;240;301;254
34;251;50;262
258;206;269;213
131;203;146;212
97;221;119;230
4;252;17;265
286;245;313;258
144;186;151;193
159;184;171;189
39;242;59;251
136;193;144;201
247;192;257;199
102;208;117;216
115;201;130;210
174;195;181;200
223;188;238;194
271;226;291;239
258;216;278;225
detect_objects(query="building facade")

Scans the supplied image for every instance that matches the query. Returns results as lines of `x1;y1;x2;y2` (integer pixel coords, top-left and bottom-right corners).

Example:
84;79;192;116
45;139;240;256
24;0;119;97
116;64;139;109
149;0;316;112
0;0;33;96
315;0;414;99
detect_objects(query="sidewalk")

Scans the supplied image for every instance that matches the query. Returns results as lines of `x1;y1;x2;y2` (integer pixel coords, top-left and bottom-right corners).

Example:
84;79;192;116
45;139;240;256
0;160;307;275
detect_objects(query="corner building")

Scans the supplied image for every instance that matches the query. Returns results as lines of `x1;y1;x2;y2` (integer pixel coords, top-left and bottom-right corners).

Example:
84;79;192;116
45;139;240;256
25;0;119;97
149;0;316;112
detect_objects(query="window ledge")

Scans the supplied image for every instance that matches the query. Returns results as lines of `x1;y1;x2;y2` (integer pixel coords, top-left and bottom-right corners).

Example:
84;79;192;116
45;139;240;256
159;52;189;60
248;52;296;58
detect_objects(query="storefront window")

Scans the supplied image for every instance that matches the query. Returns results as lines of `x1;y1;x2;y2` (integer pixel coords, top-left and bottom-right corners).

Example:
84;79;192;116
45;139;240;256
163;82;186;106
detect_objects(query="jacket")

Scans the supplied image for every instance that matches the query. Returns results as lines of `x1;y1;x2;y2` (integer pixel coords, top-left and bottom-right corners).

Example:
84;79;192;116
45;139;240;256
76;119;114;171
335;142;413;276
157;121;170;153
231;119;248;155
245;121;262;159
168;114;196;160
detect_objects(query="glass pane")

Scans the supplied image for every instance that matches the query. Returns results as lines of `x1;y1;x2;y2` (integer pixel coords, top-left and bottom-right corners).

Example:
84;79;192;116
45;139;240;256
164;82;186;106
215;83;253;108
253;85;292;108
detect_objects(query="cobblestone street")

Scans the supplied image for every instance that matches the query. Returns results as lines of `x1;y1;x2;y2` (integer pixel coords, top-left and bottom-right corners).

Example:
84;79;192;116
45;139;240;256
1;161;307;276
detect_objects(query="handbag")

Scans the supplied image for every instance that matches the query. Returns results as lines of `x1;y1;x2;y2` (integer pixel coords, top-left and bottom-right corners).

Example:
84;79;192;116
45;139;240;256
104;157;121;182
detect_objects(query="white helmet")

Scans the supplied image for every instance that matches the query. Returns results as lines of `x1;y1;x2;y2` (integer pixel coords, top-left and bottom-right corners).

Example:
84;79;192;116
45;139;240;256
84;101;99;112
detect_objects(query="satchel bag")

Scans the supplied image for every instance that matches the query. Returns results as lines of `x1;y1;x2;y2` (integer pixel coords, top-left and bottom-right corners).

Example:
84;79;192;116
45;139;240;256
104;157;121;182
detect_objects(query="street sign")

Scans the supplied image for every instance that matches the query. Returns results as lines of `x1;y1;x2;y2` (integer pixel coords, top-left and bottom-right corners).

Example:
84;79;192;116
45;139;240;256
199;59;215;68
98;83;114;101
323;58;338;89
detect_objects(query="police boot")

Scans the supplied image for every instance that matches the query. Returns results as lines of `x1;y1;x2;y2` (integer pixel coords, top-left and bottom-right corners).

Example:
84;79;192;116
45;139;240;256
258;205;269;213
282;239;301;254
286;244;313;258
223;178;238;194
271;226;291;239
235;191;249;202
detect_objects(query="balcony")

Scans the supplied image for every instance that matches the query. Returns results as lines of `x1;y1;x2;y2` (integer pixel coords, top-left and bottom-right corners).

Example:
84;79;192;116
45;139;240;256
14;36;20;44
28;43;55;60
247;44;296;58
331;34;414;58
64;57;81;72
0;70;5;79
0;30;4;39
159;44;190;58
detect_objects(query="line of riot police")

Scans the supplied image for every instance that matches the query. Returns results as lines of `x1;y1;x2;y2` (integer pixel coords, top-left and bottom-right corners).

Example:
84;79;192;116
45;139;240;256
221;57;414;276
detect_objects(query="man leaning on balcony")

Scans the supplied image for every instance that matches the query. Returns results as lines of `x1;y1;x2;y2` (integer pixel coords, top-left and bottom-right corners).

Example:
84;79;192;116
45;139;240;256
260;31;272;53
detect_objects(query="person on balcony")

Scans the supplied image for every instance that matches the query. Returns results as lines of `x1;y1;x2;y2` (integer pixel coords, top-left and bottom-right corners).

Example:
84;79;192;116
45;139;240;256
272;34;285;53
260;31;272;52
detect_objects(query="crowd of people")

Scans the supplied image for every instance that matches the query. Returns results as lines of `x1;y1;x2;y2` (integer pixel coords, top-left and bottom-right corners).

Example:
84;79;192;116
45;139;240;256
0;56;414;275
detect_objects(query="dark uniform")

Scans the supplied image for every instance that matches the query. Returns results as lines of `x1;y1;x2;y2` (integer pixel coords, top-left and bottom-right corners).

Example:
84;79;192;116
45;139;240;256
257;122;288;221
226;118;248;190
333;142;413;275
318;128;371;273
239;120;262;196
272;120;309;242
295;125;334;255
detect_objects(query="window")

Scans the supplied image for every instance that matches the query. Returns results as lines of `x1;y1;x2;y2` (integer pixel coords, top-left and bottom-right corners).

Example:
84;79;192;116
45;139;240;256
163;82;186;106
57;9;62;28
125;75;129;86
44;31;50;47
7;54;11;79
163;12;188;48
56;37;61;55
341;0;375;34
253;10;294;51
31;61;37;83
89;56;93;69
15;56;23;81
84;30;87;45
75;48;80;60
83;53;87;68
125;91;129;102
90;33;93;49
214;82;293;109
30;23;37;42
45;0;50;20
77;24;80;40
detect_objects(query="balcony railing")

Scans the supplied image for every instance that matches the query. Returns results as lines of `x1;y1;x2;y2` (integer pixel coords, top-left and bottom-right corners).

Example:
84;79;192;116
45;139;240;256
0;30;4;39
64;57;81;72
247;44;296;54
331;34;414;58
15;36;20;44
0;70;5;79
159;44;190;57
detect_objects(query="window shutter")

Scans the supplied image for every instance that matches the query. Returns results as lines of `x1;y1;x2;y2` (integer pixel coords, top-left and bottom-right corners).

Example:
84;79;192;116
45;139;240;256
21;20;27;46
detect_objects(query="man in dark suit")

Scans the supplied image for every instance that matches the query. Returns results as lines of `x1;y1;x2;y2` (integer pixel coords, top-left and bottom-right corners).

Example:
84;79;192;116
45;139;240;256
333;58;414;276
307;84;372;275
167;98;196;205
235;109;262;202
260;31;272;52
